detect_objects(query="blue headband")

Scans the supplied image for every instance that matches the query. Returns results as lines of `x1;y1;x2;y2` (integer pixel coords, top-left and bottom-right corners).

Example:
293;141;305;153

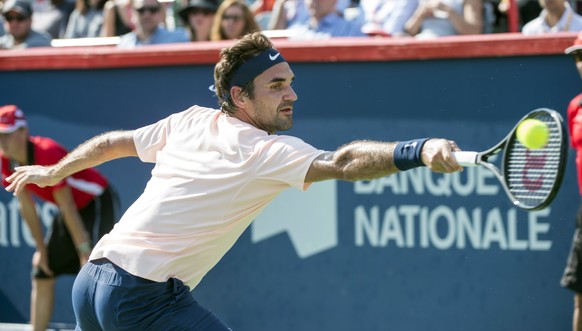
229;48;286;89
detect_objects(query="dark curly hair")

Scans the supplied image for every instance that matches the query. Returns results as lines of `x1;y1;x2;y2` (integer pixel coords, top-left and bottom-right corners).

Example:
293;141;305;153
213;32;273;115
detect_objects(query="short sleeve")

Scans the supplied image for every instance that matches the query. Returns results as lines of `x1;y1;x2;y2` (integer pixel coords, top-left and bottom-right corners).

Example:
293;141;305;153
255;135;325;191
133;116;172;163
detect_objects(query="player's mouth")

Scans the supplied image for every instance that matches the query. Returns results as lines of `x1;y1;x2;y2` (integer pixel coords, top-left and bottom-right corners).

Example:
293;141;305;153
279;107;293;115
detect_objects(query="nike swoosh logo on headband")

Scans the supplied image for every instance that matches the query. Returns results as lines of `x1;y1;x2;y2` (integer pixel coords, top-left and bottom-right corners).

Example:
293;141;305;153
269;53;281;61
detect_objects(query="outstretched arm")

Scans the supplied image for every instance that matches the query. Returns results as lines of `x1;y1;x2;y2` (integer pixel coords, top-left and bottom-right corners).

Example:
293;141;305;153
6;130;137;195
305;138;462;183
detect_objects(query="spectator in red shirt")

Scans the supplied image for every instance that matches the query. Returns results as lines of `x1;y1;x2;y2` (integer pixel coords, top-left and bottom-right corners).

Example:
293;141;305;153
0;105;119;331
561;32;582;331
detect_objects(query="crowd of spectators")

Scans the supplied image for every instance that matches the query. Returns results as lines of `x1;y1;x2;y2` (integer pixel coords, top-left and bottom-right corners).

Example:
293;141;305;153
0;0;581;49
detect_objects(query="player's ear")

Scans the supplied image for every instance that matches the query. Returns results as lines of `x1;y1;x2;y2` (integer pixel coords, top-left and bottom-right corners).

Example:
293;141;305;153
231;86;246;108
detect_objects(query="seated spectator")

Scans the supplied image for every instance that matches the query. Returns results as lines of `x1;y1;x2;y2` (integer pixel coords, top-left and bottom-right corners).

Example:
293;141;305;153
248;0;275;29
178;0;217;41
64;0;108;38
101;0;133;36
210;0;260;41
0;0;5;37
522;0;582;34
404;0;483;39
267;0;351;30
287;0;365;39
495;0;542;31
357;0;419;37
31;0;75;38
1;0;52;49
117;0;188;48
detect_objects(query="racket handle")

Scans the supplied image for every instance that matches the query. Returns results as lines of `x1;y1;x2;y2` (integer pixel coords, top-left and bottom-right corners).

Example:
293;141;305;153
453;151;479;166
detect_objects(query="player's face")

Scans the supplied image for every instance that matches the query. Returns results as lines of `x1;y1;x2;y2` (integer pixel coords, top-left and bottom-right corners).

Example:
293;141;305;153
246;62;297;134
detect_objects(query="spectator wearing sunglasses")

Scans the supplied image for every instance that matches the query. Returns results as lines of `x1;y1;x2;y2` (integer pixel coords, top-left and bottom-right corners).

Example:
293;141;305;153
0;0;52;49
178;0;217;41
210;0;260;41
117;0;188;48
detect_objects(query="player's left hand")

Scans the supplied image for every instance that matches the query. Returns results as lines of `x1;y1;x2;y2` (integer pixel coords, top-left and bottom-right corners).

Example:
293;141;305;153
5;165;61;196
421;139;463;173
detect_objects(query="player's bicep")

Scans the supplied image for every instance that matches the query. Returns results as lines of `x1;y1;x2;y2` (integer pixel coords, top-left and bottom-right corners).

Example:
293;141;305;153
304;152;340;183
111;131;138;158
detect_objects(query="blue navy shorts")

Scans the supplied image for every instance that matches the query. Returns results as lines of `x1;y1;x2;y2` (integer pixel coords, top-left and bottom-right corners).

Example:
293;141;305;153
72;258;232;331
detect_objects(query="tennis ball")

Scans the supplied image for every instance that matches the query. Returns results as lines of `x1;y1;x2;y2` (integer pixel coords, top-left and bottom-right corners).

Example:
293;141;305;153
516;119;549;149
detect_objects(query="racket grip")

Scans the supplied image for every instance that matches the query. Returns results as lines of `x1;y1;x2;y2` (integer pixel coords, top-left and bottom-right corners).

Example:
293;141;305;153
453;151;479;166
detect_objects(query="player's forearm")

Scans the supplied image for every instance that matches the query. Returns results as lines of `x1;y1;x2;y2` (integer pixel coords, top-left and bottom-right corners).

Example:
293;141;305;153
50;130;137;181
331;140;399;181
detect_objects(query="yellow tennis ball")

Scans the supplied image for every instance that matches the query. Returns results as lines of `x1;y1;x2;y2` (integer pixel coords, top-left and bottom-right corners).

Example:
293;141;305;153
516;119;549;149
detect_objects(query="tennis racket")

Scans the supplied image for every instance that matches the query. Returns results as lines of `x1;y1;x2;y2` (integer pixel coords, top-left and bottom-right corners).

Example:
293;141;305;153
453;108;568;211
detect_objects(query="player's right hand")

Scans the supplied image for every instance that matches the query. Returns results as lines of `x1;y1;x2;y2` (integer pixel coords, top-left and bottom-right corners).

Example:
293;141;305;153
420;139;463;173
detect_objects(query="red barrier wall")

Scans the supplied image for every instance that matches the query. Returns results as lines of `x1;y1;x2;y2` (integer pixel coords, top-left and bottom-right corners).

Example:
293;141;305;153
0;32;577;71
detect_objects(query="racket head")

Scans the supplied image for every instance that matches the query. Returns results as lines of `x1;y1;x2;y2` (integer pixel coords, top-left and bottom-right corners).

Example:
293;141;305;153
501;108;568;210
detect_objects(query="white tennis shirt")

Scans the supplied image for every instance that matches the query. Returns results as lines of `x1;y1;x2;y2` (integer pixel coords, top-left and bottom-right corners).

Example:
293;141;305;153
90;106;325;289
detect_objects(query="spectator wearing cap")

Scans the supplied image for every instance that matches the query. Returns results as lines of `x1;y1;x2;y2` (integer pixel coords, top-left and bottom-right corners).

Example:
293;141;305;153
561;31;582;331
178;0;217;41
0;105;119;331
522;0;582;34
117;0;188;48
0;0;52;49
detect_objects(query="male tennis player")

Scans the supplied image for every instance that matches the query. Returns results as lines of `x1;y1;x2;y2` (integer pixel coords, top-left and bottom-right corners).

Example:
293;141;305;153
5;32;463;330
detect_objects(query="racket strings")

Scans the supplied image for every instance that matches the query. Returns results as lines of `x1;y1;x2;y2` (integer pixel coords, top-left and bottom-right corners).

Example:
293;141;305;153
504;115;563;208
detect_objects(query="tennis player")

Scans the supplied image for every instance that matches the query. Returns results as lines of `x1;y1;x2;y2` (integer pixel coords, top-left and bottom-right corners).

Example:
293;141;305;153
5;32;463;330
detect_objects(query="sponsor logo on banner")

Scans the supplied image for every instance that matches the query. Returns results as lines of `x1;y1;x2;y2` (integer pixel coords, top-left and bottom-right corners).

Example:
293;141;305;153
253;160;552;258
